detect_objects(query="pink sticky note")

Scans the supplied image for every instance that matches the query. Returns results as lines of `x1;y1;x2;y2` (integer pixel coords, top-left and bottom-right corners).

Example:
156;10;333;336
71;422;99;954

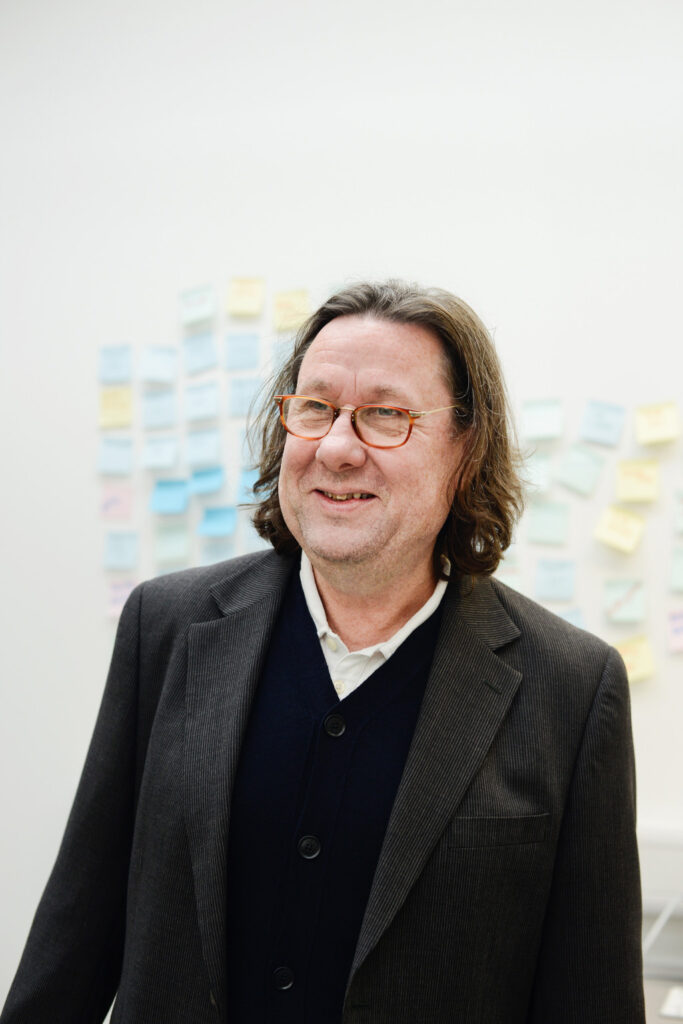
667;610;683;654
101;482;133;520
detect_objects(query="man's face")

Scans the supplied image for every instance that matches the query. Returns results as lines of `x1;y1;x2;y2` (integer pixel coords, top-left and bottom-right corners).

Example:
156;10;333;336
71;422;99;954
278;314;463;588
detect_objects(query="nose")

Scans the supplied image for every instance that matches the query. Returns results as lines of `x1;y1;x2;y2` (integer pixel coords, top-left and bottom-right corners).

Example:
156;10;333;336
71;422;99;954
315;407;367;472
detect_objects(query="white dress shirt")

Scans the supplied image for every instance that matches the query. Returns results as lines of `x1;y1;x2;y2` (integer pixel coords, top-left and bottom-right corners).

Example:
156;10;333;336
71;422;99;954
299;551;449;700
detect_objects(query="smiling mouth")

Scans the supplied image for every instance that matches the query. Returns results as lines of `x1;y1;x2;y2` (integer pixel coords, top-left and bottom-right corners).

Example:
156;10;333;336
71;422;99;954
319;490;374;502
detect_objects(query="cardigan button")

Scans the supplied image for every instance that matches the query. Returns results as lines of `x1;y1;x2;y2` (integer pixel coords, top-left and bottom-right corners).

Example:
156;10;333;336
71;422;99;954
297;834;321;859
324;713;346;737
273;966;295;990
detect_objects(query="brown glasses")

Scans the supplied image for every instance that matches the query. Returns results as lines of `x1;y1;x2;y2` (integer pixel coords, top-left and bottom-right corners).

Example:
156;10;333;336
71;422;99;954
274;395;459;449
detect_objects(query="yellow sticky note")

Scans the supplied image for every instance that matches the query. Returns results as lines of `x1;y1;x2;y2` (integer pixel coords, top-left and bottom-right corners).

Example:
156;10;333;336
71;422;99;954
273;289;310;333
227;278;265;317
99;387;133;429
615;635;655;683
635;402;680;445
594;506;644;554
616;460;660;503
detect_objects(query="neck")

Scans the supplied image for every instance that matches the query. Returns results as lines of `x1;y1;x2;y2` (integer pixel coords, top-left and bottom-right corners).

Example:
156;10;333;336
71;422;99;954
308;555;439;651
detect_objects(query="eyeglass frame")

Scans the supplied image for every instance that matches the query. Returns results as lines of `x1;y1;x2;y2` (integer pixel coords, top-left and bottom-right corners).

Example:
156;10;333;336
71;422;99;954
274;394;461;450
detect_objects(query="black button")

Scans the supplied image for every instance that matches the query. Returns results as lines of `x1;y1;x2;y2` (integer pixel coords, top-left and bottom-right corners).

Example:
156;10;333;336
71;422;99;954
273;966;294;990
324;713;346;737
297;834;321;859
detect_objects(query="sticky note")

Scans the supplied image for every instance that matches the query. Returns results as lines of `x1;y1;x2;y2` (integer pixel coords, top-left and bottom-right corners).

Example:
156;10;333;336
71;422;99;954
228;377;261;418
104;531;139;571
99;345;132;384
604;579;645;624
142;389;178;430
238;467;260;503
180;285;215;326
107;579;137;619
616;460;660;503
227;277;265;317
661;985;683;1018
98;437;133;476
559;607;586;629
190;466;225;495
140;347;178;384
615;635;655;683
635;402;680;445
141;436;178;470
155;525;190;564
594;507;644;554
667;611;683;654
99;387;133;429
527;502;570;546
198;506;237;537
225;332;260;371
200;537;235;565
676;490;683;534
521;399;563;441
579;400;626;447
101;483;133;520
535;559;576;602
555;445;604;497
525;453;552;495
150;479;189;515
185;381;220;421
272;337;293;369
186;428;221;466
273;289;310;333
183;331;218;375
672;548;683;593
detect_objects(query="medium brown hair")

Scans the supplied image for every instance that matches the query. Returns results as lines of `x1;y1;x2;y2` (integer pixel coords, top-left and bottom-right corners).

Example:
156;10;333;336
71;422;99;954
249;280;523;577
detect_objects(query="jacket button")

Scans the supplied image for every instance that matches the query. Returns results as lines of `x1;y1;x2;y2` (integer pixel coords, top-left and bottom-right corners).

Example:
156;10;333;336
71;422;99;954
297;834;321;859
273;966;295;990
324;713;346;737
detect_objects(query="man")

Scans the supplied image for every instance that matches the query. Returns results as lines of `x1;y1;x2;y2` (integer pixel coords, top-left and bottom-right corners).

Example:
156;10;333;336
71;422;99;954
2;280;645;1022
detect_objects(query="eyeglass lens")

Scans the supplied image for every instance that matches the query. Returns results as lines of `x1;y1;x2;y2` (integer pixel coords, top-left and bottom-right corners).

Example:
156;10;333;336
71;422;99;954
282;397;410;446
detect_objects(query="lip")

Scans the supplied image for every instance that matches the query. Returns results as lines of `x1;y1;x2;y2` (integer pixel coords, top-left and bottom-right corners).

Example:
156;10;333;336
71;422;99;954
313;488;377;508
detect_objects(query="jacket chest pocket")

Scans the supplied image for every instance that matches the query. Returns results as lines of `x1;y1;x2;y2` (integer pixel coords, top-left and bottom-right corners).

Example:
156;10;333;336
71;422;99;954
446;811;551;848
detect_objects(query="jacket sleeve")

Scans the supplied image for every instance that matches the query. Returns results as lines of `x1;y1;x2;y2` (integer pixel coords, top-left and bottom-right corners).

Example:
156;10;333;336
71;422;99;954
528;646;645;1023
1;584;144;1024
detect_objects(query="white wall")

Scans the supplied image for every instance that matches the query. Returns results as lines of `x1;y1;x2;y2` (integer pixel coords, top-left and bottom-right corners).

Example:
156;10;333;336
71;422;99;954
1;0;682;998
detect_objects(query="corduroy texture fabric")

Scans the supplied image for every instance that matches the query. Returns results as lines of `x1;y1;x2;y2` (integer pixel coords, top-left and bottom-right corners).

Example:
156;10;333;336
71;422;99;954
1;550;645;1023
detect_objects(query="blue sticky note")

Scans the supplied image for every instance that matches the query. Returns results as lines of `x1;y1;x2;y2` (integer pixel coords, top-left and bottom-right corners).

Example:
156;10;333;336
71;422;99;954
197;506;237;537
579;400;626;447
185;381;220;421
140;347;178;384
150;479;189;515
183;331;218;375
225;333;260;371
526;453;552;495
228;376;261;417
190;466;225;495
237;467;260;503
104;531;139;570
558;607;586;629
141;436;178;470
98;437;133;476
186;428;221;466
99;345;132;384
155;525;190;564
604;579;645;623
527;502;570;546
200;537;235;565
521;399;563;441
535;559;576;602
555;445;605;497
180;284;215;326
142;389;178;430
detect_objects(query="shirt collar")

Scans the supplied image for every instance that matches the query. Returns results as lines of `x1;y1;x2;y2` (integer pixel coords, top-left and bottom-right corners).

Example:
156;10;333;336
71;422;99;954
299;550;449;661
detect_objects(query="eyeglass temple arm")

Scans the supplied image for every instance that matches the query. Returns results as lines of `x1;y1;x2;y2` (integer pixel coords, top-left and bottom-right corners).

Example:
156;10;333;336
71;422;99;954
409;404;460;419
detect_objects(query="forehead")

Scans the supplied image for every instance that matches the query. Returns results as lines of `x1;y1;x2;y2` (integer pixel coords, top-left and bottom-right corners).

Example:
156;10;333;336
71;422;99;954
296;315;450;401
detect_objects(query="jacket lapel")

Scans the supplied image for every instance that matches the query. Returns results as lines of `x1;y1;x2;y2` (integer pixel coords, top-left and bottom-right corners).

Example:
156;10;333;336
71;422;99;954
183;553;293;1017
349;576;523;984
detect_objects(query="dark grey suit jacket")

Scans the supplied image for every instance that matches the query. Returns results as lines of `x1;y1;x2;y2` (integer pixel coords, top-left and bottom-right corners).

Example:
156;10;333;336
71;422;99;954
2;549;645;1023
